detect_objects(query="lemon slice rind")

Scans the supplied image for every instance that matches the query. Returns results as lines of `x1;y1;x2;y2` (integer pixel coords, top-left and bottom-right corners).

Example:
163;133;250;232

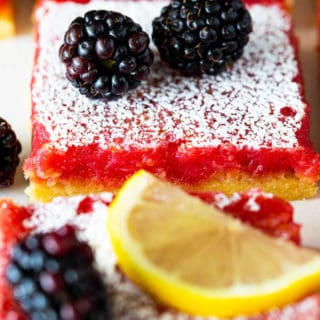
108;170;320;317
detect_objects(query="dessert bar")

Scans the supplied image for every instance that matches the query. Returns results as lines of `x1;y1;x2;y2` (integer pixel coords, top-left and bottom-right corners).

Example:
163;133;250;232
1;189;319;319
24;0;320;201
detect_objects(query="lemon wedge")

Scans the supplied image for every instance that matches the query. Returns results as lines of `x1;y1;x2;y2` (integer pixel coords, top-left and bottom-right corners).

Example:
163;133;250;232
107;170;320;317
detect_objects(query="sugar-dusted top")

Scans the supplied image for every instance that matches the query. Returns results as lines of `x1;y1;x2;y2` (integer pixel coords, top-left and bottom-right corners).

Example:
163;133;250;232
33;0;306;152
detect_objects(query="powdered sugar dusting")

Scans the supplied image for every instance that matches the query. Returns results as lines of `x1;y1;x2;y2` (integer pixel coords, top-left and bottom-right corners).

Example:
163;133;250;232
213;188;274;212
32;1;306;152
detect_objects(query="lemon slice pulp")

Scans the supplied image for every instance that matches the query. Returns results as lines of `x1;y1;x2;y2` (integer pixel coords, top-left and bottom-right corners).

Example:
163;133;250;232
107;170;320;317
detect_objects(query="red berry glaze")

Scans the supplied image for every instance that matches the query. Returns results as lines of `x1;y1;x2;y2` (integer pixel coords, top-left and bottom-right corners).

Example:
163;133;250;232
77;196;96;214
76;195;114;215
192;189;301;244
0;200;33;320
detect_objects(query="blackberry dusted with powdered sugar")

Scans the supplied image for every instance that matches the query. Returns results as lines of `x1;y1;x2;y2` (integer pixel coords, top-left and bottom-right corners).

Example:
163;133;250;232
6;225;108;320
152;0;252;76
0;117;21;187
59;10;154;100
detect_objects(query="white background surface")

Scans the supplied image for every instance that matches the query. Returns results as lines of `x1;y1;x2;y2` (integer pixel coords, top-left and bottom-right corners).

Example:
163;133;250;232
0;0;320;248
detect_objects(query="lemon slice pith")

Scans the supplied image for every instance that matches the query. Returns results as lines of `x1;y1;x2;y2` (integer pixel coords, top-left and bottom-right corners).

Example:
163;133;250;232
107;170;320;317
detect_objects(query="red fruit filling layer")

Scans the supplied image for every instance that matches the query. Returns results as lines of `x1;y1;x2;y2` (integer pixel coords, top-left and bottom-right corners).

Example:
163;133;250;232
194;189;301;244
26;136;320;187
0;200;32;320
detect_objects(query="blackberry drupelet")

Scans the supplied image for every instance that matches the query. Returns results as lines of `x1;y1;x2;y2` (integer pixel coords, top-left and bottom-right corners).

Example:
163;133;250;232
6;225;108;320
59;10;154;100
0;117;21;187
152;0;252;76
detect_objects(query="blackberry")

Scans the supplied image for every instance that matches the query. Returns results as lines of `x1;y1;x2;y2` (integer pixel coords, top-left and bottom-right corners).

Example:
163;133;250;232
0;117;21;187
59;10;154;100
6;225;109;320
152;0;252;76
